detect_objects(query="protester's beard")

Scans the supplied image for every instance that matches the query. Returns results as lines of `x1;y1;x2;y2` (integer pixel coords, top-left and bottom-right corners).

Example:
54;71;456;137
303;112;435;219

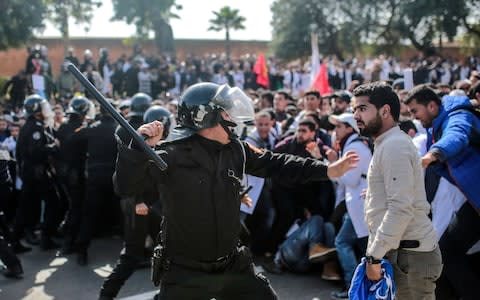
359;113;383;137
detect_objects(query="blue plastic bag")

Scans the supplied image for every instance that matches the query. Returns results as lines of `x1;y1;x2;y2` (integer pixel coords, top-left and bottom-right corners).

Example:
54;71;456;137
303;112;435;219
348;257;396;300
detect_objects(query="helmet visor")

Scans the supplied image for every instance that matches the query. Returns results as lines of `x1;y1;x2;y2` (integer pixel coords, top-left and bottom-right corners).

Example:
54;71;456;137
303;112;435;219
86;101;96;120
213;85;254;125
40;100;53;119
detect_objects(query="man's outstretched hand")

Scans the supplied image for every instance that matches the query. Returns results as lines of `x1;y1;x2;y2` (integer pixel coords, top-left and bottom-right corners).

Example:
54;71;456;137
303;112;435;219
327;151;359;178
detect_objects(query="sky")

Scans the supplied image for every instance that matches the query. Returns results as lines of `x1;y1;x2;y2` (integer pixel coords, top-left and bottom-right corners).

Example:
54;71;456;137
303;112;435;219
40;0;274;41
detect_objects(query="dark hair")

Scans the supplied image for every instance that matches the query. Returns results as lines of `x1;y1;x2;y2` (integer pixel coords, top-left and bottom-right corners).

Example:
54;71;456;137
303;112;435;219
404;84;441;106
263;108;276;121
469;82;480;99
305;90;320;99
399;120;418;134
298;119;316;132
275;91;290;100
303;111;321;127
353;82;400;122
261;92;274;106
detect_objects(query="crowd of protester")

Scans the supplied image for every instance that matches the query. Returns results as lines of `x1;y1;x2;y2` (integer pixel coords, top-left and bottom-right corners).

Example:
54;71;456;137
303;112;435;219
0;43;480;300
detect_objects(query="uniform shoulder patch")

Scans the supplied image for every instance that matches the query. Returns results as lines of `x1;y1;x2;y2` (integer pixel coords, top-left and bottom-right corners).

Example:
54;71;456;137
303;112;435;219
32;131;41;140
245;142;265;155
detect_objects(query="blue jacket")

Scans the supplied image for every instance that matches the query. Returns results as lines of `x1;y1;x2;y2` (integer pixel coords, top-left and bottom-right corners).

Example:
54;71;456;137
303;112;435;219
349;258;396;300
427;95;480;212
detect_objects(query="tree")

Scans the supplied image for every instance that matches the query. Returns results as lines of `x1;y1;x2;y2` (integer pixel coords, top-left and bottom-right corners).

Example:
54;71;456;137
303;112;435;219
111;0;181;55
44;0;102;55
270;0;469;60
208;6;246;60
0;0;46;50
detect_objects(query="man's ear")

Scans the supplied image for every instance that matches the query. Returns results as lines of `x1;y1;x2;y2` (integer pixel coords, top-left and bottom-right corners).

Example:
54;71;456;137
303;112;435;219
427;100;437;113
381;104;390;118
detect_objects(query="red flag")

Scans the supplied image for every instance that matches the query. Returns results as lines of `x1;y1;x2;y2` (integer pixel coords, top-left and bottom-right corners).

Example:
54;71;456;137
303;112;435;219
253;53;269;88
312;63;332;96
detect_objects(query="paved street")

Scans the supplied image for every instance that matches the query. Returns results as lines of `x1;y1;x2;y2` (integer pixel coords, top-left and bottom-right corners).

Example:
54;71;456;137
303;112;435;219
1;237;342;300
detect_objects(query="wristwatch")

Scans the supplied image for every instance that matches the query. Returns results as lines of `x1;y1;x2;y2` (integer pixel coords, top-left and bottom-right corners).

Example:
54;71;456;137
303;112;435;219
366;256;381;264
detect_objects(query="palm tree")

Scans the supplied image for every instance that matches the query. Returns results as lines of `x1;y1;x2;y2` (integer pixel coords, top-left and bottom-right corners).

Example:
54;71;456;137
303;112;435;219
208;6;246;60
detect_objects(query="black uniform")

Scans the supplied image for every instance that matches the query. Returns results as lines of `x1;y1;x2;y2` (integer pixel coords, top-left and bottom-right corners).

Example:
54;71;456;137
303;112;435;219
56;114;87;249
75;115;119;254
13;117;59;245
97;115;154;297
114;133;332;300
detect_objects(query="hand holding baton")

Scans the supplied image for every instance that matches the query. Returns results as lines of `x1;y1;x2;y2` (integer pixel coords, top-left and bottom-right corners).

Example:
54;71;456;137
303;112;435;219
67;63;168;171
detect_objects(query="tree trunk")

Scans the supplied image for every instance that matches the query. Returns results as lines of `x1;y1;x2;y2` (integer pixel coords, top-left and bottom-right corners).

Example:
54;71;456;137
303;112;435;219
226;27;231;61
60;8;70;56
153;19;175;56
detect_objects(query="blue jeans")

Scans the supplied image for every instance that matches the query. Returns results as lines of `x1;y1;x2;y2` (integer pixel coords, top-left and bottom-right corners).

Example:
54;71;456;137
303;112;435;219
277;215;335;272
335;213;366;286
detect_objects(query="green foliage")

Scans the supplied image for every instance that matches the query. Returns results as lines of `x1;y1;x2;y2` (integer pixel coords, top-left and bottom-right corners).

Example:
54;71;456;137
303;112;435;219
208;6;246;59
111;0;181;54
44;0;102;35
271;0;473;60
0;0;46;50
208;6;246;33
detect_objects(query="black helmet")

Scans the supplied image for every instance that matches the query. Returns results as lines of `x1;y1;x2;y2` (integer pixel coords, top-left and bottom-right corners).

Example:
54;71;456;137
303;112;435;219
67;96;92;117
143;105;175;138
24;94;50;117
169;82;254;142
128;93;152;117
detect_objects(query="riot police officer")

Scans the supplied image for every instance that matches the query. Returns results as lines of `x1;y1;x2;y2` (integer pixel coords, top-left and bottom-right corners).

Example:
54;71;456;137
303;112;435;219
115;93;152;144
98;106;173;300
73;100;120;265
13;95;60;250
56;96;93;255
114;83;359;300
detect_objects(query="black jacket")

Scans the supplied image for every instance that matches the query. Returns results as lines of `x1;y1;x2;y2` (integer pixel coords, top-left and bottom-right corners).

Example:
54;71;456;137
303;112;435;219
114;134;330;262
56;115;86;174
16;117;56;181
72;116;118;181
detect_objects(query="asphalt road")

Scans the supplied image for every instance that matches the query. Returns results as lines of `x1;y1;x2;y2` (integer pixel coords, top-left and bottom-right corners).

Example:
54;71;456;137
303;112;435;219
0;237;343;300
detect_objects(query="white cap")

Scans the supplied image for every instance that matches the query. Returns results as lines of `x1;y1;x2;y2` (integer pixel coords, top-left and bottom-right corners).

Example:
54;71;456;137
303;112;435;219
329;113;359;133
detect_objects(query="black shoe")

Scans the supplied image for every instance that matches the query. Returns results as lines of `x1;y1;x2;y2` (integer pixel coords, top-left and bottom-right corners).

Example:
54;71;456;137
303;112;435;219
40;237;60;251
77;251;88;266
12;241;32;254
24;231;39;245
56;241;75;256
136;259;151;269
260;257;283;274
97;296;113;300
1;263;24;279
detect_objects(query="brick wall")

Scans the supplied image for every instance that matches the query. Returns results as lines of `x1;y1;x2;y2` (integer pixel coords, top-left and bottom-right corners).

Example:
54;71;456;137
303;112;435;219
0;38;270;77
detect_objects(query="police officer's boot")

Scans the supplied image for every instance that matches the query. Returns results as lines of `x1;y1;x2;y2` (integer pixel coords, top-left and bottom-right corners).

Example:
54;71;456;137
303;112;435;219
99;255;137;298
56;236;75;256
0;236;24;279
77;249;88;266
40;234;60;251
24;230;39;245
12;241;32;254
1;262;23;279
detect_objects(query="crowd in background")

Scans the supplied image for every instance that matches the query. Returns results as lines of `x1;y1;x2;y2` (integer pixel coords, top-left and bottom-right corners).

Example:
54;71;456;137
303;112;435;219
0;43;480;300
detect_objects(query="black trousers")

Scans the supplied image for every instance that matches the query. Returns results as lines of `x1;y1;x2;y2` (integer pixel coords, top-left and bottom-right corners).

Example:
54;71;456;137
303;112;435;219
99;205;161;298
436;202;480;300
13;177;59;238
157;247;278;300
76;176;118;251
0;235;20;269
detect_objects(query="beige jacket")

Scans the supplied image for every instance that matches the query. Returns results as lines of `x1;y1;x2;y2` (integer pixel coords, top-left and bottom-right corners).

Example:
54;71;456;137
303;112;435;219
365;126;437;259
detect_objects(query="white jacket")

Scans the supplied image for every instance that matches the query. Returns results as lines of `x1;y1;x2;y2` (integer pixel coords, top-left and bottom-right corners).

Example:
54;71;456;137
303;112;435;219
335;134;371;238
